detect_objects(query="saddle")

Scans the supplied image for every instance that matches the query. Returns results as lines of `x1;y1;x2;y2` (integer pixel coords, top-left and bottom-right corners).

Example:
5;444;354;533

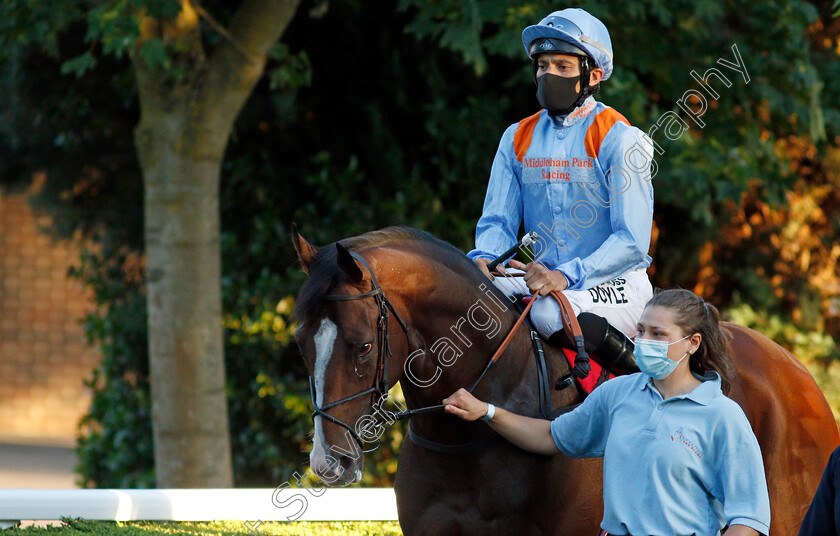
514;295;613;397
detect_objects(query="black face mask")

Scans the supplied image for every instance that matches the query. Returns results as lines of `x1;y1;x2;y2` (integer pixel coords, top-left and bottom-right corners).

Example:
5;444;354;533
536;73;583;116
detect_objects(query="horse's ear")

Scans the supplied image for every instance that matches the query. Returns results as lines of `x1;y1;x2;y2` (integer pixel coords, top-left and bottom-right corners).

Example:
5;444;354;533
336;243;364;283
292;222;317;274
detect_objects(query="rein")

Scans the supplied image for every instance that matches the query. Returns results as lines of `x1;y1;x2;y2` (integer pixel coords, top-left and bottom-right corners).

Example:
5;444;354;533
463;284;592;390
465;293;537;392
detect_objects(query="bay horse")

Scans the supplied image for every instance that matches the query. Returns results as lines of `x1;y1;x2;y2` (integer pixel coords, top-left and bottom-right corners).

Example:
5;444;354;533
292;225;839;536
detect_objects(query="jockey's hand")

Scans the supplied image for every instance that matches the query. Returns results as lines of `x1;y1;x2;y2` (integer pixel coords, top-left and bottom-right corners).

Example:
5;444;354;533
474;258;506;281
443;388;488;421
508;259;568;295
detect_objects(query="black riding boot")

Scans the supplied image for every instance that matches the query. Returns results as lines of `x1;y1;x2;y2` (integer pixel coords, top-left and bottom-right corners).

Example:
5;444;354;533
548;312;640;376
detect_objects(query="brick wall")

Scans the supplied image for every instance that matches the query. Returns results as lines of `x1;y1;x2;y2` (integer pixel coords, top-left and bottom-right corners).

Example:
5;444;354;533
0;176;102;444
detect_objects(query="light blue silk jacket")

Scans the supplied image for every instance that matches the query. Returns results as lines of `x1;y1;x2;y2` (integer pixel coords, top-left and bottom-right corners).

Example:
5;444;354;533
467;97;654;290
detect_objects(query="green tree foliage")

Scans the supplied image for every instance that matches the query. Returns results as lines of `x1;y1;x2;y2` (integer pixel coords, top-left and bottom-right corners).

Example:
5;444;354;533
72;248;154;487
2;0;839;485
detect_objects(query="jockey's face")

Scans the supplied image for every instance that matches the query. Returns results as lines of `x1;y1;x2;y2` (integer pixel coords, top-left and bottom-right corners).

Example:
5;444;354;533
534;53;604;92
535;53;581;79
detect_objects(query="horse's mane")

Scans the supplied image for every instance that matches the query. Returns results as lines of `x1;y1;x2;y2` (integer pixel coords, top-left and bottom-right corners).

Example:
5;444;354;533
294;226;482;324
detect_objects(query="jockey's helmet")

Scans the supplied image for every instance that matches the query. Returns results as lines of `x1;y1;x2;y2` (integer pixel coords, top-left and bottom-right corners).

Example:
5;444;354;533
522;8;613;81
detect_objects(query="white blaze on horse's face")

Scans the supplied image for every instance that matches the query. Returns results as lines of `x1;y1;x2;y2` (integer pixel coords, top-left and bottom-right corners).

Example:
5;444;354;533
310;317;338;477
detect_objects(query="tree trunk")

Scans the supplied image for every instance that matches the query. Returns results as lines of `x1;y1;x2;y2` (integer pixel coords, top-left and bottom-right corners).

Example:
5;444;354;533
133;0;302;488
136;111;233;487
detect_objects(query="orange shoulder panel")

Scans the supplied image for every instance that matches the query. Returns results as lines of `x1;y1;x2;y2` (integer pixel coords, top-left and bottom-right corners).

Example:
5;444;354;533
513;111;543;163
584;108;630;160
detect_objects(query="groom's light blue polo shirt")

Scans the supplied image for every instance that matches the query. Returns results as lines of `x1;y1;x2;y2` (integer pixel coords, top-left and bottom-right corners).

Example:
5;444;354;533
550;371;770;536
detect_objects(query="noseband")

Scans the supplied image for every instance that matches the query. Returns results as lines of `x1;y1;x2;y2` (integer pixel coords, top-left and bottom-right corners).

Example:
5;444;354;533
308;250;410;450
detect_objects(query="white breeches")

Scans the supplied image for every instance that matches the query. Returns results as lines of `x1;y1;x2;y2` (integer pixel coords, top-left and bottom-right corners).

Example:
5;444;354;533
491;269;653;339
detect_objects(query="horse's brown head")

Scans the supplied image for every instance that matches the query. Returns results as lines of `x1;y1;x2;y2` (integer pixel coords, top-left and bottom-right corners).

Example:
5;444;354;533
292;226;413;486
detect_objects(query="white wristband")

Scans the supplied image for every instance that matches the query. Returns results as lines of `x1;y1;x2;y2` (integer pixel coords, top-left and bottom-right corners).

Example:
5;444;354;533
480;403;496;421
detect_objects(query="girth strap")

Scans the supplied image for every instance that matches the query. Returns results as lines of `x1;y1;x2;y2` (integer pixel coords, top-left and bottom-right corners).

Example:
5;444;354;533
407;424;503;454
530;328;552;418
407;403;581;453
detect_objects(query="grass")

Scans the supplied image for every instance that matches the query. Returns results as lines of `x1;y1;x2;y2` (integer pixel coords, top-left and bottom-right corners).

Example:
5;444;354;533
4;520;403;536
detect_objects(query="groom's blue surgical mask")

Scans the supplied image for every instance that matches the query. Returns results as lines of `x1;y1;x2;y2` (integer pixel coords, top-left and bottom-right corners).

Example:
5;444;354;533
633;335;690;380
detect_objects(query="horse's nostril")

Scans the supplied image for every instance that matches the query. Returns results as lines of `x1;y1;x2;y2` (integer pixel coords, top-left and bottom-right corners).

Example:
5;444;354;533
312;455;340;478
336;454;363;483
338;454;355;473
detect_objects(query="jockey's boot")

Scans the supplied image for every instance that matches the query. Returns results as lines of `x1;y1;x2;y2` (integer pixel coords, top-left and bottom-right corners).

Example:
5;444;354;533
548;312;640;376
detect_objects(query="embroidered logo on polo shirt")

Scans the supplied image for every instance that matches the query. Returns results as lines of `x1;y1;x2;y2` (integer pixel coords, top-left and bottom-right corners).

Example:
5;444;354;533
671;428;702;459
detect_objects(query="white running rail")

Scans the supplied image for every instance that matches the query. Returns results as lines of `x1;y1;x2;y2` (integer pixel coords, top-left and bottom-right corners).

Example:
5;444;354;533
0;488;398;522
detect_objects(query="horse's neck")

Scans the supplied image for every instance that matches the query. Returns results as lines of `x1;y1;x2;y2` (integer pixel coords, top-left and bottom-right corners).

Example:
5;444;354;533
363;243;573;403
393;262;546;412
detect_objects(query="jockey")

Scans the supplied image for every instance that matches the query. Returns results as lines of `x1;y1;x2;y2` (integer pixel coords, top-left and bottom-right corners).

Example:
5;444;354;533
468;8;655;374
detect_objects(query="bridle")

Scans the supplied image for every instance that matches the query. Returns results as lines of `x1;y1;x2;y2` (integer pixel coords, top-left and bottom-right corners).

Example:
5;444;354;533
307;248;586;452
308;250;411;450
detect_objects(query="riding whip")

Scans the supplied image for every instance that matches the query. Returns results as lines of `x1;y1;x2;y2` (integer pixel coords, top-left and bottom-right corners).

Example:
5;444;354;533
487;231;540;271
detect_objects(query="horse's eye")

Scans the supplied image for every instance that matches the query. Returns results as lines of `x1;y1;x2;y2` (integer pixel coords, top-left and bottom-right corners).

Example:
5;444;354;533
358;343;373;357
